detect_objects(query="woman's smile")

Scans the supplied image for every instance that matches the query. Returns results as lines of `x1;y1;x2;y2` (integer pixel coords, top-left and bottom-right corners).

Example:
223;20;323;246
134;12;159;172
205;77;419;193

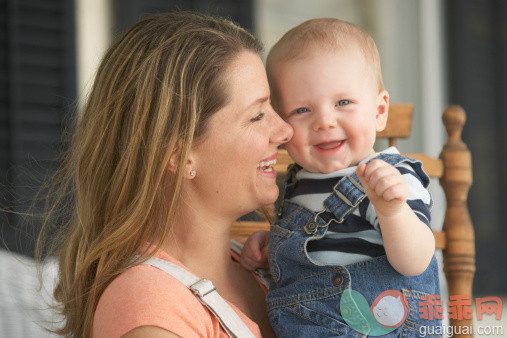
257;153;278;177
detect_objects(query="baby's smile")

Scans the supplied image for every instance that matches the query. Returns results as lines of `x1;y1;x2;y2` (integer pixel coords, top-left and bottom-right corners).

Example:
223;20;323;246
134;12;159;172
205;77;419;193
314;139;344;150
313;139;345;154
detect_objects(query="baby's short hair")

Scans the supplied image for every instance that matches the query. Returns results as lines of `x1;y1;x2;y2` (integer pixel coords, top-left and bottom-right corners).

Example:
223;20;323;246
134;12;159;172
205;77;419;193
267;18;385;95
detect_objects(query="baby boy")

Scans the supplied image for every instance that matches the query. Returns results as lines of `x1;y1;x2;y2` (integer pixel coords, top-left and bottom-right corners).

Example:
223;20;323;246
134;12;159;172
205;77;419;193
242;18;441;337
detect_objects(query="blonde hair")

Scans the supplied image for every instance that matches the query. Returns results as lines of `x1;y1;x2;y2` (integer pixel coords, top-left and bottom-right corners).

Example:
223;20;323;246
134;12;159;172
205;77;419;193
266;18;384;104
37;11;261;337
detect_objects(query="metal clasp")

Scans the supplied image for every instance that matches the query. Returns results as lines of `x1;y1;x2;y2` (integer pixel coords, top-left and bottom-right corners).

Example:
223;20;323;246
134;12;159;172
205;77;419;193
333;175;364;207
190;279;216;297
304;221;318;235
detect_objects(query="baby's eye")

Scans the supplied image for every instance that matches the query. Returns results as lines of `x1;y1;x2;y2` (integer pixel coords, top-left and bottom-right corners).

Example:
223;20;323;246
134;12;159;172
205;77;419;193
295;107;310;114
337;100;350;106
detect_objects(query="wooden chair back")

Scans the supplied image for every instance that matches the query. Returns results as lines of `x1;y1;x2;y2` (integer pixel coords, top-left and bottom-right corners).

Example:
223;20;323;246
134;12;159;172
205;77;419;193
231;104;475;337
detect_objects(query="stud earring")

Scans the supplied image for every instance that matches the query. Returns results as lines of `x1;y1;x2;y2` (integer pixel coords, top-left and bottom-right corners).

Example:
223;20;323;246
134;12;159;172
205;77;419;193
189;169;196;177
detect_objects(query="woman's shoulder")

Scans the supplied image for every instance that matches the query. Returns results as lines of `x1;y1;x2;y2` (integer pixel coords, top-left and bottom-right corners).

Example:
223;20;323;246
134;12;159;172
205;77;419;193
93;262;221;338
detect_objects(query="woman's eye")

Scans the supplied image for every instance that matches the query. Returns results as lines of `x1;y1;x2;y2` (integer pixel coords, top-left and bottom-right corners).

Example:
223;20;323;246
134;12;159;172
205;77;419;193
295;107;309;114
337;100;350;106
250;112;265;122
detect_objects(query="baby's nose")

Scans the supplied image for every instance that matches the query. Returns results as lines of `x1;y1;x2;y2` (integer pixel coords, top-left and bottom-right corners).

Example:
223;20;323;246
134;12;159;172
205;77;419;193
312;110;337;131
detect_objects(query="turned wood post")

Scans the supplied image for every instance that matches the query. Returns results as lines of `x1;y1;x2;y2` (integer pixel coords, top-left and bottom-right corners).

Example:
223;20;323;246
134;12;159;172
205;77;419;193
440;105;475;337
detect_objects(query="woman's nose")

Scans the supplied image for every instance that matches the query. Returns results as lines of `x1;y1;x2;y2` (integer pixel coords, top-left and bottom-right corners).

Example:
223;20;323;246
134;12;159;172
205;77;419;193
312;110;337;132
270;110;293;145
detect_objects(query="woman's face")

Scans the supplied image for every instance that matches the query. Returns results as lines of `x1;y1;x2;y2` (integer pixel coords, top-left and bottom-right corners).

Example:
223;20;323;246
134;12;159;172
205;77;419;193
189;51;293;219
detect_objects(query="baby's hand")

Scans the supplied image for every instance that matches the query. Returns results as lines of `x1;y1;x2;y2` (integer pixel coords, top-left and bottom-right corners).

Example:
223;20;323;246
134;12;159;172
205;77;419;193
240;230;270;271
356;160;409;217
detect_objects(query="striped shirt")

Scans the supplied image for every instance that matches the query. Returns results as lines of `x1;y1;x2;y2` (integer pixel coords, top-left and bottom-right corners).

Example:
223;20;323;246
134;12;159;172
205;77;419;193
287;147;432;265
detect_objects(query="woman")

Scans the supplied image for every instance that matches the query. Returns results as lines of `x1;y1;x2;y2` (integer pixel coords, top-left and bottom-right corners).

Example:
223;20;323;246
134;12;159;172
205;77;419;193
39;12;292;337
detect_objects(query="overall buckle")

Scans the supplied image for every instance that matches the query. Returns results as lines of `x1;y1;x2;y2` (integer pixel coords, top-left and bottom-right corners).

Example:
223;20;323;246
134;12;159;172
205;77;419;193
332;175;364;207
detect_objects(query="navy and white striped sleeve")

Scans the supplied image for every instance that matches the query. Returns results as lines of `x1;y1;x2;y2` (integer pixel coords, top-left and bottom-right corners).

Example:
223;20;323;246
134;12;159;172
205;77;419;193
362;162;433;229
396;162;433;227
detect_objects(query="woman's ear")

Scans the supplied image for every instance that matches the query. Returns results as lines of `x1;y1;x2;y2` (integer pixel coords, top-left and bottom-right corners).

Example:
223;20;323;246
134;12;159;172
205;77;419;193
168;141;197;179
375;91;389;132
182;156;196;179
168;141;182;174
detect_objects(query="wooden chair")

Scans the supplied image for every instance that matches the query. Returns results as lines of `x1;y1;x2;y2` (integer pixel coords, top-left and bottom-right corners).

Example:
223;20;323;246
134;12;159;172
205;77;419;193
232;104;475;337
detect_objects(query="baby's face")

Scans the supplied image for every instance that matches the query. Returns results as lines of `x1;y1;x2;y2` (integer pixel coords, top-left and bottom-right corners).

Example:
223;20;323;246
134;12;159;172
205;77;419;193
272;49;388;173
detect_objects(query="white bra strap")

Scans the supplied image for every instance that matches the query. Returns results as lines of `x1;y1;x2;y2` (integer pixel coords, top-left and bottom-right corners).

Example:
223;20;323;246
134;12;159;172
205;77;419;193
141;257;255;338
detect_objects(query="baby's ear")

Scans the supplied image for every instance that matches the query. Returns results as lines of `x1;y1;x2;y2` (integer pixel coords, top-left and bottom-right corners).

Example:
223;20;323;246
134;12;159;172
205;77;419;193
375;91;389;132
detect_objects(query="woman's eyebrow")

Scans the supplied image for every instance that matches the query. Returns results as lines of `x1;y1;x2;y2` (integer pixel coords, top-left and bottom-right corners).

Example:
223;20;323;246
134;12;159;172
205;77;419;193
246;96;269;109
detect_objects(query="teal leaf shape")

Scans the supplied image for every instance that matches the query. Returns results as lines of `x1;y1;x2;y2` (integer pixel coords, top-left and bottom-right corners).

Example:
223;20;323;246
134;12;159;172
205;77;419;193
340;289;397;336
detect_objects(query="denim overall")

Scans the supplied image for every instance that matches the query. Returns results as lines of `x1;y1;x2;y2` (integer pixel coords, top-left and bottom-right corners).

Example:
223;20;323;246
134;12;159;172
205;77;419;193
267;153;441;337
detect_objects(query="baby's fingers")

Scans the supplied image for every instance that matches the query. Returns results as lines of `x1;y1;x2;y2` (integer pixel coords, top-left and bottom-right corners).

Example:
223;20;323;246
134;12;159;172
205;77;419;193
356;163;368;187
371;171;407;200
241;253;262;271
240;231;269;270
380;181;408;202
361;159;390;179
240;244;267;270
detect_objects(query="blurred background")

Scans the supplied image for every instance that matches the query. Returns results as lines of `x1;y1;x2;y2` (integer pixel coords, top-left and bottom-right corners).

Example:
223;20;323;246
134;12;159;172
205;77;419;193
0;0;506;335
